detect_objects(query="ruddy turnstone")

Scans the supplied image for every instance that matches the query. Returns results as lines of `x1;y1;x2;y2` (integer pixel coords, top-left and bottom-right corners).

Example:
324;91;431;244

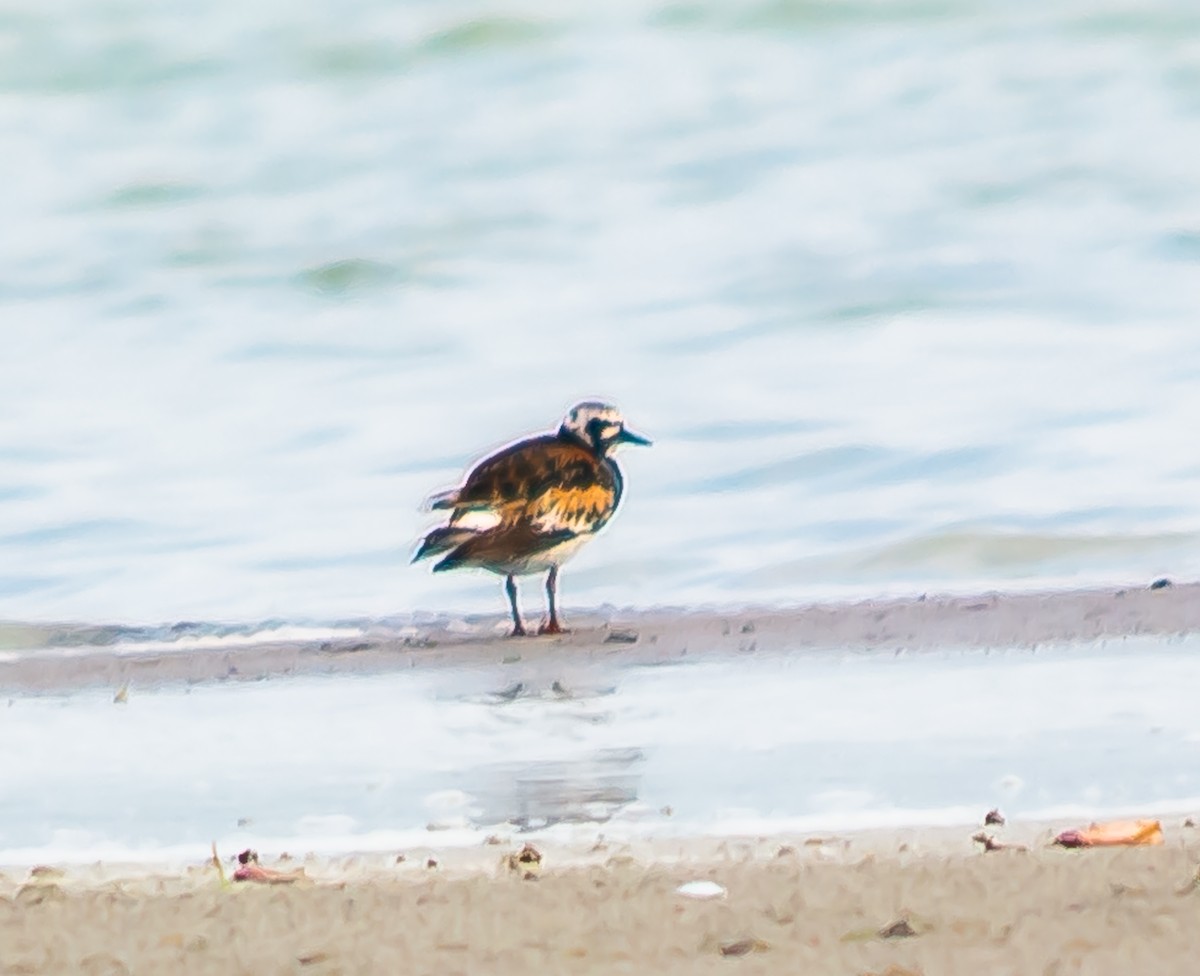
414;402;651;636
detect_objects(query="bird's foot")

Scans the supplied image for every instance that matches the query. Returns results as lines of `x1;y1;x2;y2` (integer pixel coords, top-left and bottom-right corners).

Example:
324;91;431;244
509;623;529;638
538;619;567;636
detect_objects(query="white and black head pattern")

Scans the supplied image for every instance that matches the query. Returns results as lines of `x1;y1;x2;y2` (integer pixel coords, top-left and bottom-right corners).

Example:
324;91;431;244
559;401;652;457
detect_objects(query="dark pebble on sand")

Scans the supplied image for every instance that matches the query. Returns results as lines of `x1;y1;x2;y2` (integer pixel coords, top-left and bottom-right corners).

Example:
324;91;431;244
1150;578;1173;590
878;919;918;939
719;938;770;957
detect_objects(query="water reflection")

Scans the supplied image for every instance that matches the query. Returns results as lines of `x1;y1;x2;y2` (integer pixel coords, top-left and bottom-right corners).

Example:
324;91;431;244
459;748;645;831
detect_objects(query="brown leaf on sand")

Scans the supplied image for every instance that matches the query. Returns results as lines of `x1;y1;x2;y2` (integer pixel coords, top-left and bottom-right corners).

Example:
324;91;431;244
505;843;543;879
984;808;1005;826
719;937;770;957
878;918;918;939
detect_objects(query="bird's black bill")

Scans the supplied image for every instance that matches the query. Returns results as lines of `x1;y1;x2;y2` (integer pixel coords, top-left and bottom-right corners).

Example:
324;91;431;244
617;426;652;446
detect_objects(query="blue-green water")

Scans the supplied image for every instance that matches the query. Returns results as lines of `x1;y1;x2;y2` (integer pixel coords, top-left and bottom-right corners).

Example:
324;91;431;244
3;0;1200;624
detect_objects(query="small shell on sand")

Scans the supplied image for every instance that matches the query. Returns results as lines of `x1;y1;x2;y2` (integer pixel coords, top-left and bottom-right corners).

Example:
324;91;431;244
676;880;726;900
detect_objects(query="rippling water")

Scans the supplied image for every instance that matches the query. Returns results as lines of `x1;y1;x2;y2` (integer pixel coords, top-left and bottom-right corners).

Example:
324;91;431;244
3;0;1200;625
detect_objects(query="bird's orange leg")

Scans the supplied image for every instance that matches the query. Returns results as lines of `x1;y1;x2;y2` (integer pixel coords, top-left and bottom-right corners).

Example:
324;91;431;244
505;574;527;637
539;566;567;635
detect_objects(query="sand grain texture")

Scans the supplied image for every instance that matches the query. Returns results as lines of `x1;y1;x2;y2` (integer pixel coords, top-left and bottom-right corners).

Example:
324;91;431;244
4;837;1200;975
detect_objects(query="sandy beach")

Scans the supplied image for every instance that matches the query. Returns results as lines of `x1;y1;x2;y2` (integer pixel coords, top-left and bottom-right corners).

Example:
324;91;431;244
6;582;1200;972
4;819;1200;975
3;579;1197;694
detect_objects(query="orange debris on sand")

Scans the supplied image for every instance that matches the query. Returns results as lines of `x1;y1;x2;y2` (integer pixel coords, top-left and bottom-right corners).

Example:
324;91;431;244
231;848;305;885
232;862;303;884
1054;819;1164;849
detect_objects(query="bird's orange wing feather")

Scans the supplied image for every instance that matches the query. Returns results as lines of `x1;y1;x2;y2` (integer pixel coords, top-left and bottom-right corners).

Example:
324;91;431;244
445;436;617;536
528;483;617;535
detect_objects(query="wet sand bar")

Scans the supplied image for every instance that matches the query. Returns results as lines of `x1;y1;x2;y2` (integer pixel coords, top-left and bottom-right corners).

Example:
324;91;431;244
2;581;1197;694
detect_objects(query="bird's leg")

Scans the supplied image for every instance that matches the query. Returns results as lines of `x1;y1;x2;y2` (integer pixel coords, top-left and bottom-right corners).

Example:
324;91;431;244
505;574;527;637
539;565;565;635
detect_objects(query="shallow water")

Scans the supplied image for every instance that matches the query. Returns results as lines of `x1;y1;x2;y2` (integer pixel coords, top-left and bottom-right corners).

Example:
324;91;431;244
2;636;1198;864
3;0;1200;626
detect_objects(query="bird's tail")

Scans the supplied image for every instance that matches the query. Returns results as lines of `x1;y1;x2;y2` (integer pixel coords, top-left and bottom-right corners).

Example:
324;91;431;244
412;525;479;563
423;487;460;512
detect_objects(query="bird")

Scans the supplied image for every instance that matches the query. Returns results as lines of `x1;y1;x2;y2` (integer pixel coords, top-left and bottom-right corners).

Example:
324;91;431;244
413;401;651;636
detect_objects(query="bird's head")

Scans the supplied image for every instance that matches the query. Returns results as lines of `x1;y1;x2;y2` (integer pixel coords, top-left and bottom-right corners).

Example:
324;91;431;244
559;401;652;457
